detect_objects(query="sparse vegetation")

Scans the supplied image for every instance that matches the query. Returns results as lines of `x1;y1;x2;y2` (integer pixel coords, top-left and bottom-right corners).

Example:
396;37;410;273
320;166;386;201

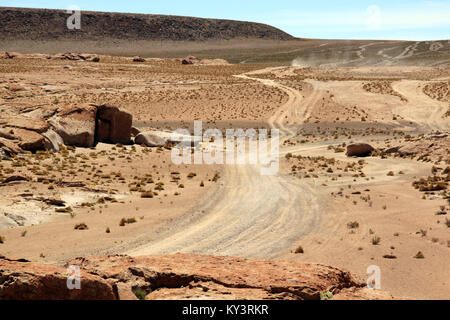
74;223;88;230
120;217;137;227
294;246;304;254
133;288;147;300
347;221;359;229
372;236;381;245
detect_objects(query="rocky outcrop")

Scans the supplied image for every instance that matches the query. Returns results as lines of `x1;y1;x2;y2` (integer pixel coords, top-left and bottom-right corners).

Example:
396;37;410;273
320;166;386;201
134;132;168;147
0;257;115;300
0;137;23;156
50;53;100;62
346;143;375;157
0;254;397;300
3;116;49;133
42;129;65;151
49;104;97;148
16;129;47;151
132;56;146;62
0;104;133;154
0;52;18;59
96;105;132;145
181;56;229;66
182;56;202;65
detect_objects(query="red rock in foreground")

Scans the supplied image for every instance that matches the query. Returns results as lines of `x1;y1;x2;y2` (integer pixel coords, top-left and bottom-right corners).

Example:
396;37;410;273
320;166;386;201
0;254;397;300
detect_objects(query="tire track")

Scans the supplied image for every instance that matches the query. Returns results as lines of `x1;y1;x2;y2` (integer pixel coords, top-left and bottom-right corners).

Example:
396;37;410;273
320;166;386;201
128;67;323;259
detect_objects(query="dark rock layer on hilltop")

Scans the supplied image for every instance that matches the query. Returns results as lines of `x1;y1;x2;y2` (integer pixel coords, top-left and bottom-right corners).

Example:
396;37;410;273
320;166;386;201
0;7;294;41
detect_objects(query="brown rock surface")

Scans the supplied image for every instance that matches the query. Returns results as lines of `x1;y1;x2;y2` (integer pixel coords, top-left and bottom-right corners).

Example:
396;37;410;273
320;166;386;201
96;104;132;145
0;252;397;300
42;129;65;151
67;254;394;300
131;126;141;137
0;257;116;300
181;56;202;65
132;56;146;62
346;143;375;157
15;129;46;151
0;137;23;155
3;116;49;133
49;104;97;147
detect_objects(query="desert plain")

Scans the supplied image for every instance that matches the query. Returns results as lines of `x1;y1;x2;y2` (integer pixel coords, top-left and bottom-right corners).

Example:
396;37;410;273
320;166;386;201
0;38;449;300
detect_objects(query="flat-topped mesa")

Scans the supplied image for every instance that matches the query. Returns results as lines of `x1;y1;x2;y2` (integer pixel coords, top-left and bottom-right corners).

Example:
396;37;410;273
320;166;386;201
0;254;398;300
0;7;294;42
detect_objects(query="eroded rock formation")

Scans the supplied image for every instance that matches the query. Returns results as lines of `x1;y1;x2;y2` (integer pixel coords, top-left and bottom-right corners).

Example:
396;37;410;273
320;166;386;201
0;104;133;155
0;254;397;300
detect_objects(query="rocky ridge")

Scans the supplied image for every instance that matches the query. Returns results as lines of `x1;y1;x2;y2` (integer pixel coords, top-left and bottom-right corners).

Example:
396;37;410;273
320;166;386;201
0;254;397;300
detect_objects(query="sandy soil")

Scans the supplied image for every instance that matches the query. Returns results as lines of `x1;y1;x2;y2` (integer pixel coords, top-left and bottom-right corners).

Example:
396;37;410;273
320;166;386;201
0;56;449;299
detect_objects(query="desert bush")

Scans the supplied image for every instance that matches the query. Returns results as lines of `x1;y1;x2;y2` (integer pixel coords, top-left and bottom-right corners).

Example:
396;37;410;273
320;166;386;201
74;223;88;230
320;291;334;300
294;246;304;254
187;172;197;179
372;236;381;245
347;221;359;229
120;217;137;226
133;288;147;300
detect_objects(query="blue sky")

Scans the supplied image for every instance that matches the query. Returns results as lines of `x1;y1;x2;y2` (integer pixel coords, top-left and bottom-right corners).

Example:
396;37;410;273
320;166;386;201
2;0;450;40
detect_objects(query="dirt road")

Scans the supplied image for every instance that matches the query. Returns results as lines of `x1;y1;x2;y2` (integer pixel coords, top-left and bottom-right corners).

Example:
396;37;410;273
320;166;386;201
129;67;324;258
128;66;449;259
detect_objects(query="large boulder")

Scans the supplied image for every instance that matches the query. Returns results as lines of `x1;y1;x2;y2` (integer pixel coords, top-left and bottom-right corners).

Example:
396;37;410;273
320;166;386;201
346;143;375;157
49;104;97;147
96;105;132;145
16;129;46;152
134;132;168;147
42;129;65;151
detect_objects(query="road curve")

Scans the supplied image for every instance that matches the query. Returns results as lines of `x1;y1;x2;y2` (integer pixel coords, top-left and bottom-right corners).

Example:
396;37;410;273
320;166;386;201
127;67;323;259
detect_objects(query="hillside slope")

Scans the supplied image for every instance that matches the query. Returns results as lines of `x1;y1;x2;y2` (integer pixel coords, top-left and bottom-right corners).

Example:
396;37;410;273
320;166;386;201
0;7;294;41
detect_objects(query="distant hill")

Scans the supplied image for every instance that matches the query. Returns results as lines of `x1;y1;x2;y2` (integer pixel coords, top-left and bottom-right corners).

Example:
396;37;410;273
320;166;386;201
0;7;294;41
